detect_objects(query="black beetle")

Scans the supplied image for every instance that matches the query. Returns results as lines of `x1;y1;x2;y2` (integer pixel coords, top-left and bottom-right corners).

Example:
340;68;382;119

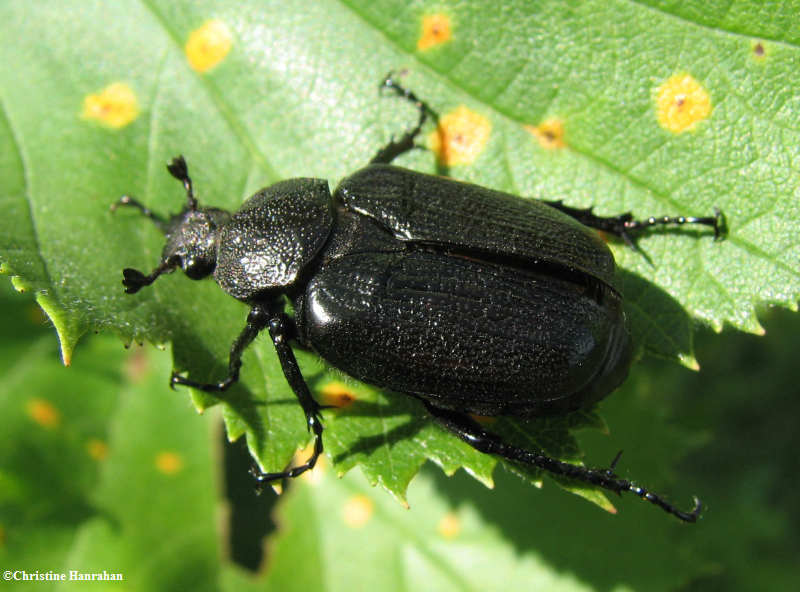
113;75;722;522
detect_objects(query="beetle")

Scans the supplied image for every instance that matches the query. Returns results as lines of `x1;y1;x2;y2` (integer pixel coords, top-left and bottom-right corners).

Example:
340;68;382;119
113;74;722;522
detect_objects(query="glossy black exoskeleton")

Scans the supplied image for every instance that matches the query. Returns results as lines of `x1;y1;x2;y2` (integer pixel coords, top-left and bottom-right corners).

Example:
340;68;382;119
113;74;723;522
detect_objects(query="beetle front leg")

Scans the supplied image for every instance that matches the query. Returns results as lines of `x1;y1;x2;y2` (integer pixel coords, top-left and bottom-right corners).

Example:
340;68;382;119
423;402;702;522
171;305;271;392
250;312;325;485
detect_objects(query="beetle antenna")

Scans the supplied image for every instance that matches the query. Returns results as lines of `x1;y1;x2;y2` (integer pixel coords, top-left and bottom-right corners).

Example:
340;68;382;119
167;155;198;211
122;258;178;294
110;195;167;231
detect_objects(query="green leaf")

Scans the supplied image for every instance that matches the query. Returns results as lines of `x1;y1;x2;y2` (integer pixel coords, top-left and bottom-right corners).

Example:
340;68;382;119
1;0;798;507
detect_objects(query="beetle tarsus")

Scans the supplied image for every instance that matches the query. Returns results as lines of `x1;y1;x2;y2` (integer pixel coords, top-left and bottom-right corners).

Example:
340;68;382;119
711;207;726;240
621;210;725;240
541;200;725;243
591;472;702;522
170;371;237;392
371;71;438;165
251;415;324;487
249;404;325;487
625;485;702;522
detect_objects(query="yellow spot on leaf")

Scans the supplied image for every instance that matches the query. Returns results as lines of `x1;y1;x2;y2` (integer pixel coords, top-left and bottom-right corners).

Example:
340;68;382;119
655;74;711;133
81;82;139;129
437;512;461;538
429;106;491;166
186;20;232;73
155;451;183;475
87;439;109;461
525;118;566;149
418;14;452;50
319;381;356;408
342;494;373;528
27;398;60;429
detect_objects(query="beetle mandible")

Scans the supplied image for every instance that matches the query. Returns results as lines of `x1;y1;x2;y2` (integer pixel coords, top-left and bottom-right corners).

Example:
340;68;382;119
113;74;723;522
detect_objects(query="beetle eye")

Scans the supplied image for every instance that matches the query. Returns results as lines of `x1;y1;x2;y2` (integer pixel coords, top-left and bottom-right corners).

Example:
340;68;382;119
183;257;215;279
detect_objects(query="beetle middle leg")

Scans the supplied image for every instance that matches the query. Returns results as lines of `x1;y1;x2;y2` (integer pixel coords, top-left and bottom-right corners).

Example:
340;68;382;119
370;71;438;165
423;401;702;522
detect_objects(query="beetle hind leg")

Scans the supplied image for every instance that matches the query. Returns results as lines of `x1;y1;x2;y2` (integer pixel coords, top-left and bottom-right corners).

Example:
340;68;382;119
542;200;725;244
370;71;438;165
423;401;702;522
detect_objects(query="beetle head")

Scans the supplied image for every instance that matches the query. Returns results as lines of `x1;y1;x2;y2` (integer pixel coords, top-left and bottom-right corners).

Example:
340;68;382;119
118;156;231;294
122;205;232;294
164;207;230;279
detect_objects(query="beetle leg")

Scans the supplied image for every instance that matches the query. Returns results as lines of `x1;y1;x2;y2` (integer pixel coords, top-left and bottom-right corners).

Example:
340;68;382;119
423;402;702;522
542;201;725;242
370;71;438;165
170;304;271;392
170;305;324;482
250;312;325;485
